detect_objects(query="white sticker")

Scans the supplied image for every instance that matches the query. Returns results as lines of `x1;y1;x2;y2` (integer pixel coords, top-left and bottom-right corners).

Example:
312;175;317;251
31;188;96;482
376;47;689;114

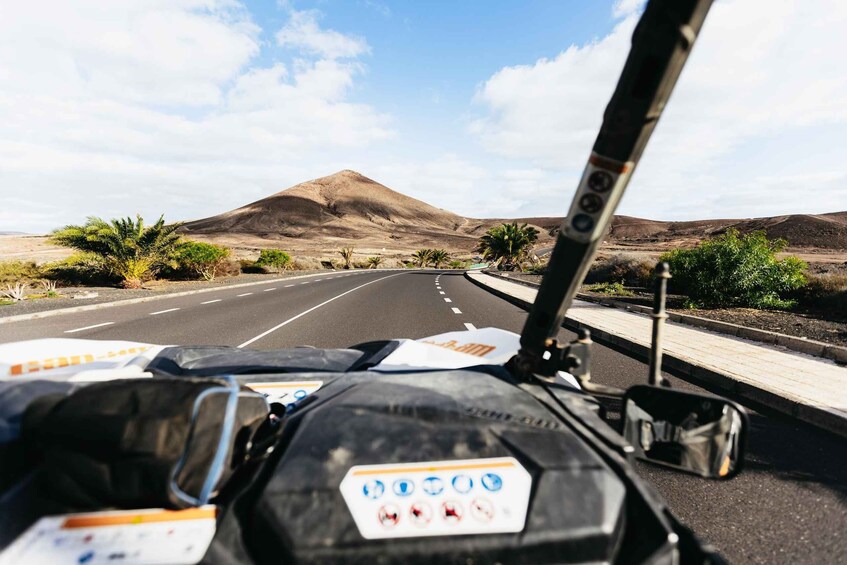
339;457;532;539
246;380;323;406
0;506;217;565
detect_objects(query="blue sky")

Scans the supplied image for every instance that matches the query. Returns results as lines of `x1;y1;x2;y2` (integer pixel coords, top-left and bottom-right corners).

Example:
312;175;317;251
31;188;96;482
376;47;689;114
0;0;844;232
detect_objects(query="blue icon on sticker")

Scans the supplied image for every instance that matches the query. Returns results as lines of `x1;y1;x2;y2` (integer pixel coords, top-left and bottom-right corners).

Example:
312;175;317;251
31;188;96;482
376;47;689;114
78;551;95;564
481;473;503;492
451;474;473;494
293;389;307;400
422;476;444;496
362;480;385;499
393;479;415;497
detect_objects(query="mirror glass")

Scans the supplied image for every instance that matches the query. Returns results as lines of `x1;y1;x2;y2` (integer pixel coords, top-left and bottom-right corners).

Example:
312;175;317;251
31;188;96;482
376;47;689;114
622;385;747;479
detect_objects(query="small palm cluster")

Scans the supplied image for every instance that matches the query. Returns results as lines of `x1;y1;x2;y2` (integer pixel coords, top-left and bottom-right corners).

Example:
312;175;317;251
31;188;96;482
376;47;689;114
412;248;449;268
51;215;182;288
476;221;539;271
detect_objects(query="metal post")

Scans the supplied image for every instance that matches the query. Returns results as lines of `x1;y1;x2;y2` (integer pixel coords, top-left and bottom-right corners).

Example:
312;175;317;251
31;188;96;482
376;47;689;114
649;262;670;386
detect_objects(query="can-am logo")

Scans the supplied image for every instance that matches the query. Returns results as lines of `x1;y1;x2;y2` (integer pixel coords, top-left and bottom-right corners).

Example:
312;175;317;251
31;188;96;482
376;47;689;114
420;340;496;357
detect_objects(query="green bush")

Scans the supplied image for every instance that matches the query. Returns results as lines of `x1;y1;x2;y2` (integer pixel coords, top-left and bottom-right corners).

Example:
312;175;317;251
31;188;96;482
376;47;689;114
256;249;292;272
0;261;42;285
174;241;231;281
41;253;113;286
660;230;807;309
584;281;635;297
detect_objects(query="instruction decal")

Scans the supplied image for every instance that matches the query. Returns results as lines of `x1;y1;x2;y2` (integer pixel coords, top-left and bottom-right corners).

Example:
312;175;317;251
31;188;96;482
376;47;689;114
339;457;532;539
246;380;323;406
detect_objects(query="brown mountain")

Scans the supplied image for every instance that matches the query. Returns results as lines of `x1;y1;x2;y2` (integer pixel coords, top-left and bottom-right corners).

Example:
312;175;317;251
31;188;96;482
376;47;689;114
182;170;846;255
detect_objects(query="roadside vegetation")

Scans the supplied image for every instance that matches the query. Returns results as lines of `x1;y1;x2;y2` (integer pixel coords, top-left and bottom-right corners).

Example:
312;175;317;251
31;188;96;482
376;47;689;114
477;222;539;271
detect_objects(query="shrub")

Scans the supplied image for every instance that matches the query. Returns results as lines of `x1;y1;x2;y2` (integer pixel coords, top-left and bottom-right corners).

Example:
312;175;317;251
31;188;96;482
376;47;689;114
256;249;292;272
240;259;267;274
0;283;27;301
586;254;654;286
660;230;807;309
412;249;432;267
477;222;539;269
338;247;354;269
0;261;41;285
174;241;231;281
584;281;635;297
448;260;466;270
41;253;113;286
367;256;383;269
793;273;847;315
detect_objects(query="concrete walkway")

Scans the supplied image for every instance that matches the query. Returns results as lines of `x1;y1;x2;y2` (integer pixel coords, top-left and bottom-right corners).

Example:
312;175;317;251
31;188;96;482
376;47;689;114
467;272;847;437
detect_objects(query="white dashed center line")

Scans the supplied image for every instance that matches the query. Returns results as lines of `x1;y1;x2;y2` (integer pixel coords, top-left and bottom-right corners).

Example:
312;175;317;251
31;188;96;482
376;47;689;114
300;282;310;285
285;284;295;287
150;308;179;315
237;292;253;297
201;299;221;304
451;307;462;314
64;322;114;333
263;288;276;292
444;298;452;303
439;291;445;295
463;323;477;331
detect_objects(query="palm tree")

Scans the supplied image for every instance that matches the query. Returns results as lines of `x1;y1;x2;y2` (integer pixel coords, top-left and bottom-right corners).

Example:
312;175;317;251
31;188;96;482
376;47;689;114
367;256;383;269
429;249;449;269
339;247;354;269
51;215;182;288
412;249;433;268
476;222;539;270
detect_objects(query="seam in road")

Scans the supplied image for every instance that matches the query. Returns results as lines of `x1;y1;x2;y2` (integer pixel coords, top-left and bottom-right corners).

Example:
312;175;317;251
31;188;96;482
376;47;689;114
237;272;406;348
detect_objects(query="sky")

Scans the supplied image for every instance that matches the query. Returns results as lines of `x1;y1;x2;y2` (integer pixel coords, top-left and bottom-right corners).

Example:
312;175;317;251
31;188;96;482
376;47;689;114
0;0;844;233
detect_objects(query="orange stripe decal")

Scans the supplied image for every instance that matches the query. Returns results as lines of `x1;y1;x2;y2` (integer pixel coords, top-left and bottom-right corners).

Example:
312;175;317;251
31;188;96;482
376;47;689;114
62;507;216;529
352;461;515;476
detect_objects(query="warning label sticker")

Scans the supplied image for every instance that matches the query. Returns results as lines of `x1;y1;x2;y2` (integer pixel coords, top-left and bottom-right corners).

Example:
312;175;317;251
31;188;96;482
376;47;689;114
0;506;217;565
245;380;323;406
339;457;532;539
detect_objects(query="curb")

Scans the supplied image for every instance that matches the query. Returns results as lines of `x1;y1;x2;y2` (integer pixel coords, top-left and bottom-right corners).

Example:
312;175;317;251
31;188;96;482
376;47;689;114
0;269;383;325
483;271;847;366
465;271;847;438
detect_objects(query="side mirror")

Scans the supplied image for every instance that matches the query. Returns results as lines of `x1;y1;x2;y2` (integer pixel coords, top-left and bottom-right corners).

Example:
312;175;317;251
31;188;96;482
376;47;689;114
622;385;748;479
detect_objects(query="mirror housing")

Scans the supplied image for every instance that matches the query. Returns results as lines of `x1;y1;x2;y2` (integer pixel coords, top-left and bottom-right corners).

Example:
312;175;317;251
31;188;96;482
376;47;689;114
622;385;748;479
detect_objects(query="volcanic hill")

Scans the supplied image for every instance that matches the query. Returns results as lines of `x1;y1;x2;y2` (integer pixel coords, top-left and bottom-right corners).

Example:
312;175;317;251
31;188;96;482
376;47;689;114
181;170;847;258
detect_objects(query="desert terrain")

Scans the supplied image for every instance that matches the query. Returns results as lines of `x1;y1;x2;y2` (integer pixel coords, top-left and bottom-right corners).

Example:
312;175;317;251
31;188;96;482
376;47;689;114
4;169;845;270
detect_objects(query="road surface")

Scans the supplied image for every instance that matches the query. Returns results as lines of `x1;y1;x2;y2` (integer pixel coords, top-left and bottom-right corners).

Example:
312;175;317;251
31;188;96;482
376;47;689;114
1;270;844;564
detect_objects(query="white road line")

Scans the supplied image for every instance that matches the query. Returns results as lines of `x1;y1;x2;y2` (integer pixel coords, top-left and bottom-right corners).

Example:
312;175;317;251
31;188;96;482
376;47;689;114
201;299;222;304
150;308;179;315
439;291;445;295
237;292;253;297
285;284;295;287
444;298;452;303
451;307;462;314
463;323;477;331
300;282;310;285
238;273;405;348
263;288;276;292
315;279;322;281
64;321;114;333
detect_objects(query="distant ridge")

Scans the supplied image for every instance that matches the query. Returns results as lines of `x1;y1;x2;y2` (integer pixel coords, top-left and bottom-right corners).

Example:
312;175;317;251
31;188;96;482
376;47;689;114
182;170;847;251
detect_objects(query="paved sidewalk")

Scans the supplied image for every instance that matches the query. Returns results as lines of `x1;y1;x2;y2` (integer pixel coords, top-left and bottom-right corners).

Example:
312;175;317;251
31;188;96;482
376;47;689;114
467;272;847;437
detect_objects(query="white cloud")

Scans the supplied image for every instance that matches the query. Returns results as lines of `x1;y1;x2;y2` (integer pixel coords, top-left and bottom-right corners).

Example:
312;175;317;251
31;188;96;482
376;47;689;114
276;10;370;60
471;0;847;220
612;0;645;18
0;2;390;233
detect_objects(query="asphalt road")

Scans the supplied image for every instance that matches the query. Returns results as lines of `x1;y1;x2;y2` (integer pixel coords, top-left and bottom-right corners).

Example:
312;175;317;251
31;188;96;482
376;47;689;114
1;270;844;563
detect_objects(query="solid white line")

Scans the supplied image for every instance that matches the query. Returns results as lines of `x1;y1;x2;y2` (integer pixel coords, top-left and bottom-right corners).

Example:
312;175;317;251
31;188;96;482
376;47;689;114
237;292;253;297
444;298;452;303
464;323;477;331
201;299;222;304
64;321;114;333
150;308;179;315
439;291;445;295
238;273;405;348
263;288;276;292
451;307;462;314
